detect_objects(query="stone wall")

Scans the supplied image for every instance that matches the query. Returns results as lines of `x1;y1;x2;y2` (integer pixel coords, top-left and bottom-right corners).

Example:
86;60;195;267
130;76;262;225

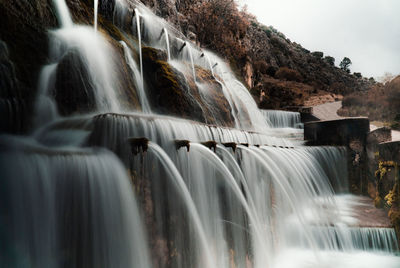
304;118;370;194
304;118;370;146
375;141;400;244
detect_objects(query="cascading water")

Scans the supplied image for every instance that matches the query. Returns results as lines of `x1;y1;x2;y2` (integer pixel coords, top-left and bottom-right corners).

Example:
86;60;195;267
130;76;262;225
1;1;400;268
147;142;217;268
163;28;171;61
52;0;73;28
261;109;302;128
33;64;59;127
37;0;121;117
0;137;151;268
120;41;151;113
94;0;98;32
134;8;144;99
186;43;197;82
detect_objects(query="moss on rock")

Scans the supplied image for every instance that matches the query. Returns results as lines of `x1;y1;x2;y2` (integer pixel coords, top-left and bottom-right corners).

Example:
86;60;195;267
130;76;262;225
141;46;206;122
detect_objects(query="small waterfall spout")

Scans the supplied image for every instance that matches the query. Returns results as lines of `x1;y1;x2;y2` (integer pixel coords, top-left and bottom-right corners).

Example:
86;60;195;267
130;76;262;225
94;0;98;32
163;28;171;61
186;43;196;82
134;8;144;98
52;0;73;28
120;41;151;113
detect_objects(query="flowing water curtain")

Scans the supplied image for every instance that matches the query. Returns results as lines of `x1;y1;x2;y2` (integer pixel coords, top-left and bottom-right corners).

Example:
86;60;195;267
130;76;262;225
0;141;151;268
261;110;302;128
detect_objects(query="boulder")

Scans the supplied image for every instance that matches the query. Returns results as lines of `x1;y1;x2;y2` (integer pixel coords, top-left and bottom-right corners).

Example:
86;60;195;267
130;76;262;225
141;46;234;126
54;49;96;115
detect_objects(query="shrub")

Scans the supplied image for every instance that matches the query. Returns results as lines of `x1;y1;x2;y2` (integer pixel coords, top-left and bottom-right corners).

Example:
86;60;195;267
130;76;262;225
342;95;364;107
354;72;362;78
253;60;268;74
266;65;278;77
184;0;250;64
275;67;302;82
311;51;324;58
324;56;335;66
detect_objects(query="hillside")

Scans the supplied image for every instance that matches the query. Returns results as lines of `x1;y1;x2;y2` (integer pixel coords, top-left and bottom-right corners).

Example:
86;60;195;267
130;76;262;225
139;0;376;108
338;75;400;128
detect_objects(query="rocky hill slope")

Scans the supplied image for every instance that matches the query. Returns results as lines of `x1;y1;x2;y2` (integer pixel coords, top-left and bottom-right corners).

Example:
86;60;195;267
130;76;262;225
139;0;376;108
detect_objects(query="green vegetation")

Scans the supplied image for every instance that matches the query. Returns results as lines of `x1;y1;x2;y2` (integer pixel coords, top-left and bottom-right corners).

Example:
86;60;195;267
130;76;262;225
340;57;352;73
311;51;324;58
324;56;335;66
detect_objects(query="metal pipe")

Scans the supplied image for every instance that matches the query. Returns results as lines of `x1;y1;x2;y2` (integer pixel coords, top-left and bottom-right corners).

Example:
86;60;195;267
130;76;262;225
179;42;186;52
201;141;217;152
222;142;237;153
128;137;149;155
175;140;190;152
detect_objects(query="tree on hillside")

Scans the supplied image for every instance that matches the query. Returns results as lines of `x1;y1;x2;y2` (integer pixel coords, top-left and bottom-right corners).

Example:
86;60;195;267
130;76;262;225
340;57;352;73
324;56;335;66
185;0;250;64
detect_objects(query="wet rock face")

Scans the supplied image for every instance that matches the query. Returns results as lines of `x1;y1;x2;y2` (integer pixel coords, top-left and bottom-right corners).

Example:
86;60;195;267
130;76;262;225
54;49;96;115
142;46;204;121
195;67;235;126
0;41;29;134
0;0;57;98
141;46;234;126
0;41;19;99
0;0;58;133
99;0;116;21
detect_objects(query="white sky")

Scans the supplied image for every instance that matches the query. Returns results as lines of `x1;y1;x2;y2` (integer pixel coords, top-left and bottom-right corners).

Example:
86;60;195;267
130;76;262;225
240;0;400;78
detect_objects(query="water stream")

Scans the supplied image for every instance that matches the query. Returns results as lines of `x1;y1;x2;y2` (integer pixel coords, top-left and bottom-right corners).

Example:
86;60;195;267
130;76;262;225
1;1;399;268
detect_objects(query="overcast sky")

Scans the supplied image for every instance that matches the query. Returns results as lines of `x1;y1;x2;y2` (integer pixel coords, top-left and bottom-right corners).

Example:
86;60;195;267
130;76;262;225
240;0;400;79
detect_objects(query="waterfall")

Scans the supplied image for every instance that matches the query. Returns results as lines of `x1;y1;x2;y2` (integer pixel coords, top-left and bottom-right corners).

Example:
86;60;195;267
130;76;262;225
134;8;144;100
52;0;73;28
51;26;120;112
120;41;151;113
204;51;270;132
147;143;217;268
38;0;121;119
186;43;196;82
94;0;98;32
113;0;128;28
0;137;151;268
2;1;400;268
261;109;302;128
163;28;171;61
190;143;271;268
205;54;214;76
33;64;59;128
